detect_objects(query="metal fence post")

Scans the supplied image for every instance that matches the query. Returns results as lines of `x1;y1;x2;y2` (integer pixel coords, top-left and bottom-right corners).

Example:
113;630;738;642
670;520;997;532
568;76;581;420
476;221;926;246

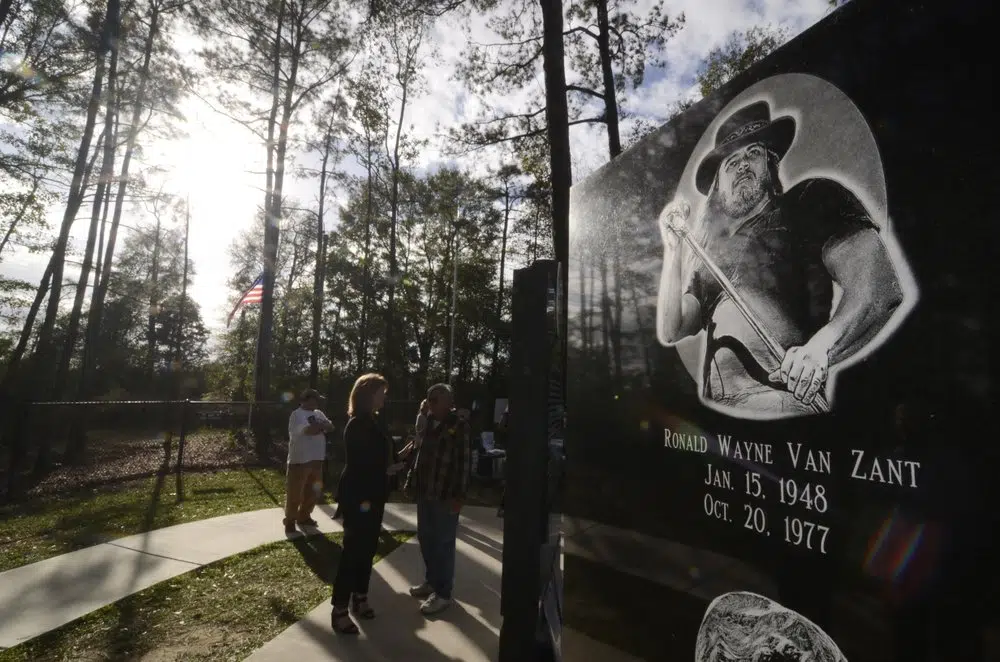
176;399;189;481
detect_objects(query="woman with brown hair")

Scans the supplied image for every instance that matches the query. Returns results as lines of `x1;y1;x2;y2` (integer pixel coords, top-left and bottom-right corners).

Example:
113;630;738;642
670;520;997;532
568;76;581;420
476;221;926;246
331;373;403;634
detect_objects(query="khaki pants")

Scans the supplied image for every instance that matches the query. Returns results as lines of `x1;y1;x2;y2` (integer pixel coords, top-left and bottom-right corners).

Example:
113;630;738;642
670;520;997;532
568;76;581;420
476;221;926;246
285;460;324;523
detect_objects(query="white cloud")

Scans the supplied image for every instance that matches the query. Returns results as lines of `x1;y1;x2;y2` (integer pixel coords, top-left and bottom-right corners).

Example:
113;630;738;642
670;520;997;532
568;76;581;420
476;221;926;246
1;0;834;342
572;0;831;172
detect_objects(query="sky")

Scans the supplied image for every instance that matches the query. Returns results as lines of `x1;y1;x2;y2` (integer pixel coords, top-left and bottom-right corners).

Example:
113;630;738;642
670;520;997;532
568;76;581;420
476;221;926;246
0;0;835;343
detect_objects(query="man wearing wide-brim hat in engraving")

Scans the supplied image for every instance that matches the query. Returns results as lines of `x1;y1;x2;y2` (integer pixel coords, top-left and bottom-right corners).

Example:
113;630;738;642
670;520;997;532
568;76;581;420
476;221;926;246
656;100;903;418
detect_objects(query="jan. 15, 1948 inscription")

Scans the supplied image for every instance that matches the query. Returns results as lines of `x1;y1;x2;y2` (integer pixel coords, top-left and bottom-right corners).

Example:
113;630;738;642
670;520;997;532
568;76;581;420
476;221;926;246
664;428;921;555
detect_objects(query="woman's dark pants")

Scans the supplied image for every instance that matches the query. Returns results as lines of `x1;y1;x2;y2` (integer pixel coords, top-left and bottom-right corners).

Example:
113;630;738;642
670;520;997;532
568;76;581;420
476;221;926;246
331;502;385;608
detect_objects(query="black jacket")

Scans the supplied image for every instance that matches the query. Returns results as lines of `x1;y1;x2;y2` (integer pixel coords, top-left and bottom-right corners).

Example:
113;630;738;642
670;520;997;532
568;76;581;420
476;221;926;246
335;414;395;509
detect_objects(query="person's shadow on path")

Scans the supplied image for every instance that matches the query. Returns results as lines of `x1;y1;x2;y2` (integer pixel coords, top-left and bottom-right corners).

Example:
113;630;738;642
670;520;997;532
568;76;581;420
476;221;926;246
287;567;499;662
273;531;502;661
291;532;343;583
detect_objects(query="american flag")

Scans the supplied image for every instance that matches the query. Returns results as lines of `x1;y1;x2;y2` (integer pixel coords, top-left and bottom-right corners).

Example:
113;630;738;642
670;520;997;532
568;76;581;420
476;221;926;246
227;273;264;327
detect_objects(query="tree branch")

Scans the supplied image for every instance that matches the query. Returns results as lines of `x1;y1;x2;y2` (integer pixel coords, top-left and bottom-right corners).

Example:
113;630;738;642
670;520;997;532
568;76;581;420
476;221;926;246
565;84;605;101
187;88;268;142
473;105;547;127
563;25;599;41
454;115;606;150
478;44;544;85
472;34;543;48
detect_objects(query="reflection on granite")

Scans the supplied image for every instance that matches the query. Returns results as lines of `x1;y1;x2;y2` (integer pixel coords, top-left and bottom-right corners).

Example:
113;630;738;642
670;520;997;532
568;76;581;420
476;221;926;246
564;515;776;602
562;627;643;662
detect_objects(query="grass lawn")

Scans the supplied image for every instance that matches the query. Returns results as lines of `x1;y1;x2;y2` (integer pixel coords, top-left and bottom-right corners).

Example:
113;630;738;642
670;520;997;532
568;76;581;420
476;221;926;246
0;464;501;574
0;468;291;573
0;531;410;662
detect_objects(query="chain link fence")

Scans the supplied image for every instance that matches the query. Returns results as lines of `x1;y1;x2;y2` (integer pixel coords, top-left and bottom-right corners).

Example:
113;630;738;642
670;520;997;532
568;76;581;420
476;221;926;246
0;399;424;503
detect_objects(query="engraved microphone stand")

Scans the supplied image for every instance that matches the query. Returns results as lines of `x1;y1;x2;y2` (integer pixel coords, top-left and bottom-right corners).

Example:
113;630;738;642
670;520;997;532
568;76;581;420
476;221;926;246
665;204;830;414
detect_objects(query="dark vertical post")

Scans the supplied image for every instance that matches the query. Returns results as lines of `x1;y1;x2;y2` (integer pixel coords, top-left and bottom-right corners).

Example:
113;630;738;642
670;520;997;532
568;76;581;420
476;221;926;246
500;261;557;662
539;0;572;411
1;396;29;500
175;398;189;501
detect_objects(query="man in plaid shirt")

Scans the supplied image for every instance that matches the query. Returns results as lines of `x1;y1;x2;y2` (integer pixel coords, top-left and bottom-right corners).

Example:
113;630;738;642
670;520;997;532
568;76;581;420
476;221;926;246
406;383;471;615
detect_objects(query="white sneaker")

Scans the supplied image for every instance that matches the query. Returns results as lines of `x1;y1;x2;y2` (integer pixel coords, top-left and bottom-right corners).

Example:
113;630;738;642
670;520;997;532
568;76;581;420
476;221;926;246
420;594;452;615
409;582;433;599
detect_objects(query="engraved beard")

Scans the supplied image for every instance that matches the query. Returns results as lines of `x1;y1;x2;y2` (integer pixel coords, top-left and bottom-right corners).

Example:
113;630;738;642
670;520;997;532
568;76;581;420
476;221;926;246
720;168;768;219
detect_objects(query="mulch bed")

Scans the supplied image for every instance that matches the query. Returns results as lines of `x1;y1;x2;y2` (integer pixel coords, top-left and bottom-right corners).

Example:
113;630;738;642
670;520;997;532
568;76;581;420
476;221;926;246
1;428;290;501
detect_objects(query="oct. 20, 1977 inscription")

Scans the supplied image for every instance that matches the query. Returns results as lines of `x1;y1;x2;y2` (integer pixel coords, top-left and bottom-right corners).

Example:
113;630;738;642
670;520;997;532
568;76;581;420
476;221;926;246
664;428;921;555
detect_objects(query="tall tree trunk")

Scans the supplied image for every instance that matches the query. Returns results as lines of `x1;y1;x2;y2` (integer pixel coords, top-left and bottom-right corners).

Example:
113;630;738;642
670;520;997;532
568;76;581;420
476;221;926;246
416;336;432;386
540;0;571;409
11;122;109;386
93;158;114;300
600;254;610;370
359;161;375;369
540;0;571;272
629;278;652;378
267;38;302;386
174;201;190;398
596;0;624;385
532;207;540;262
30;0;118;402
385;78;410;381
4;261;52;378
53;50;120;401
146;212;162;386
578;246;587;351
309;231;326;386
78;0;160;402
584;260;601;352
611;257;624;383
489;182;511;380
325;305;342;402
310;119;334;387
259;1;307;403
596;0;622;159
0;0;14;30
254;0;288;404
446;220;459;383
277;239;301;366
237;309;249;399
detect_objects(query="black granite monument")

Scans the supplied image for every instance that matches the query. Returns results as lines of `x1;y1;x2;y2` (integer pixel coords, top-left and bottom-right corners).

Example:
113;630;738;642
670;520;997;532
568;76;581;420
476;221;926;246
563;0;998;659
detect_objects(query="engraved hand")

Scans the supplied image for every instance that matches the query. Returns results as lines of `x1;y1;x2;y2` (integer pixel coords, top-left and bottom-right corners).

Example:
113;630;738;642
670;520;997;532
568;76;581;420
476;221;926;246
768;339;831;404
658;199;692;245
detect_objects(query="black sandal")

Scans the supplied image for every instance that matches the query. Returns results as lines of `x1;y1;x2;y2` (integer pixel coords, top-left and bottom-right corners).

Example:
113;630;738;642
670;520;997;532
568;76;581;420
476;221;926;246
331;608;359;634
351;594;376;620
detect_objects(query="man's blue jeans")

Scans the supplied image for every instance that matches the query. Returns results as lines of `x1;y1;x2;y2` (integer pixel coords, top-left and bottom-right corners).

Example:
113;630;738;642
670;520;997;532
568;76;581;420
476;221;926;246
417;498;460;600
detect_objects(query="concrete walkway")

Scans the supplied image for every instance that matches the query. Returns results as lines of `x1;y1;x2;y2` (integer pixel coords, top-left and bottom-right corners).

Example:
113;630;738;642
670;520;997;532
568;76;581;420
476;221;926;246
245;508;648;662
0;503;499;650
0;497;732;662
246;504;504;662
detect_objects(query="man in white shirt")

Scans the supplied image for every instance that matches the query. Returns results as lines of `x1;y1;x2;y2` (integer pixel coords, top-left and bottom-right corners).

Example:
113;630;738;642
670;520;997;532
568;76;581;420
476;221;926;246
285;388;334;534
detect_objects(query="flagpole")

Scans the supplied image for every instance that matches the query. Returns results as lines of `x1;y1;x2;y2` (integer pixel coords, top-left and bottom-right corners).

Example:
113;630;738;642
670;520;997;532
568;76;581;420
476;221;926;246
247;322;260;431
226;273;264;430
